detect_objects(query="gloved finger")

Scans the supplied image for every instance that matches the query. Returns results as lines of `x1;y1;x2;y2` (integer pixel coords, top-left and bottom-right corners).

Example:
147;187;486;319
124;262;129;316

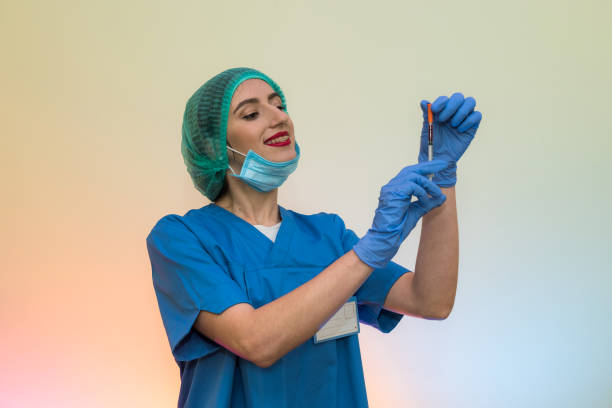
385;172;428;194
389;160;448;185
457;110;483;133
407;159;449;177
388;159;449;187
437;92;464;123
381;183;427;209
409;183;429;203
437;193;447;205
431;95;448;114
421;190;447;210
424;193;447;210
450;97;476;128
391;163;424;183
408;193;437;214
411;174;445;198
420;99;431;121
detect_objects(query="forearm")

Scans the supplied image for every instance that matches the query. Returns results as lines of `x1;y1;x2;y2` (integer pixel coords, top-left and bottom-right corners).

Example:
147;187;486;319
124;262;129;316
413;186;458;318
251;249;373;367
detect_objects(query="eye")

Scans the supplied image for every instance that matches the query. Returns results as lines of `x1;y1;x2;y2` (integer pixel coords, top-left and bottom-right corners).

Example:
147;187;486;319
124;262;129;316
242;105;286;120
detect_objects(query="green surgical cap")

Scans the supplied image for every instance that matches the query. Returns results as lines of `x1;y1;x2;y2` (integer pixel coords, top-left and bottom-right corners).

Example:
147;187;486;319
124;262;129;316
181;67;288;201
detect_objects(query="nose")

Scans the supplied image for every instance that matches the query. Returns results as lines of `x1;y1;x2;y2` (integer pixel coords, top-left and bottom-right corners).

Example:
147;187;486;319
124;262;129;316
269;104;288;126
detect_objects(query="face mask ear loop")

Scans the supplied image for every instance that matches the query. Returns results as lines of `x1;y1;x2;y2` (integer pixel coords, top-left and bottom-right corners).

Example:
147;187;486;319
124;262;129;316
226;145;246;157
226;145;245;176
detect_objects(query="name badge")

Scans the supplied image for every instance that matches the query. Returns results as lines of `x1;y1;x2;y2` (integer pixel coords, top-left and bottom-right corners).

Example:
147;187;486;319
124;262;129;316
314;296;360;344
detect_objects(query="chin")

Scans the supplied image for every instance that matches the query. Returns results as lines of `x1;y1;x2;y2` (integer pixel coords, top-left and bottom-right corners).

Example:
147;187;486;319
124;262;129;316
279;152;296;161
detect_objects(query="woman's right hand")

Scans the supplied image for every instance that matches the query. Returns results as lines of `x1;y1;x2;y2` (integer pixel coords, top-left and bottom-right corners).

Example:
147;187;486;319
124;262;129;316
352;160;449;269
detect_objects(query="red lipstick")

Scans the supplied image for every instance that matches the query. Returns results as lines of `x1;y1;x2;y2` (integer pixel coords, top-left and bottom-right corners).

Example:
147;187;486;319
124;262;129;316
266;138;291;147
264;131;289;144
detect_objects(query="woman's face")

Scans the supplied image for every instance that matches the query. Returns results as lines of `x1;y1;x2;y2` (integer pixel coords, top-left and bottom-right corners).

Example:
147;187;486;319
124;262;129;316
226;78;296;167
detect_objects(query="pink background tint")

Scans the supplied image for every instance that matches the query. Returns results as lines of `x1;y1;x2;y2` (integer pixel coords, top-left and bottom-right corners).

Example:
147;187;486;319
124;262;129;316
2;0;610;406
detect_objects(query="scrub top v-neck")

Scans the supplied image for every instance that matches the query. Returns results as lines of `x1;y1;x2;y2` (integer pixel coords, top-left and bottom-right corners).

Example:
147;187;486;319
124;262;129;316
146;203;411;408
252;221;281;243
207;203;295;268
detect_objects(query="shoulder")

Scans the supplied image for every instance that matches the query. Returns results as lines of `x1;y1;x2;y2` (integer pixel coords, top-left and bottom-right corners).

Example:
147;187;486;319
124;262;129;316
146;214;188;250
147;206;213;242
283;207;347;232
148;212;181;233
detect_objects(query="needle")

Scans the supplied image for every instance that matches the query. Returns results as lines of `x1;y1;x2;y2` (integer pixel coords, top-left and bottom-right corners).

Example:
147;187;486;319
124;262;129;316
427;103;433;181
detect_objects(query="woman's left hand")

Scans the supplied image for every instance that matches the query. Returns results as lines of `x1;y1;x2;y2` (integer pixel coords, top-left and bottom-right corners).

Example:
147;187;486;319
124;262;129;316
418;92;483;187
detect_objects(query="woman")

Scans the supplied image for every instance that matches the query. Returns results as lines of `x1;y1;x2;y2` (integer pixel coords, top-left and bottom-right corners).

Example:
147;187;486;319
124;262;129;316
146;67;482;407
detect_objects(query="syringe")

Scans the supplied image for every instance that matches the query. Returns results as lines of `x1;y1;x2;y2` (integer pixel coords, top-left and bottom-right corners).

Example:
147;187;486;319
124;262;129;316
427;103;434;180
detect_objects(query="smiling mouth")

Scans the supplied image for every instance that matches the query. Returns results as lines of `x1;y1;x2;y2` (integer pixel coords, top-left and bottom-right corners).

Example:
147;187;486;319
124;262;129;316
264;135;290;145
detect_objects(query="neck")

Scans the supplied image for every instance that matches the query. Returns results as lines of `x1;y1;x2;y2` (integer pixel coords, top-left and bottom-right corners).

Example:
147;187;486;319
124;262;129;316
214;175;281;226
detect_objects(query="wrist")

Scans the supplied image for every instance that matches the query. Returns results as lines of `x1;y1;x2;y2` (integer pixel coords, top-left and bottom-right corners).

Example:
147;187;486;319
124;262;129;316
353;238;389;270
348;249;375;272
416;156;457;187
434;163;457;187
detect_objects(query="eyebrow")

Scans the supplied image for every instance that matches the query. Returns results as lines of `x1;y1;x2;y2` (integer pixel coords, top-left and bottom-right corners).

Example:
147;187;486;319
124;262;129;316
233;92;281;114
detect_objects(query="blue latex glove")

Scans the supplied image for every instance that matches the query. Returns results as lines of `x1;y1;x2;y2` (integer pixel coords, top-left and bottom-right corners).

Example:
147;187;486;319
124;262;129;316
353;160;449;269
419;93;483;187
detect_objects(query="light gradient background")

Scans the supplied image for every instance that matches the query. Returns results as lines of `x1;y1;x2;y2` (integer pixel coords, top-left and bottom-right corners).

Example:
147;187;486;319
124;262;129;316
2;0;610;407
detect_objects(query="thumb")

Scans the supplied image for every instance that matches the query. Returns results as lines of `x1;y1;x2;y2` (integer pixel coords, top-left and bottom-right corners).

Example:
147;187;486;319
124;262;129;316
410;159;449;176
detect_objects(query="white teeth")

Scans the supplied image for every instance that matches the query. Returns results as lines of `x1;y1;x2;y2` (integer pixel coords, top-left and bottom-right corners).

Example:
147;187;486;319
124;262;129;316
265;135;289;144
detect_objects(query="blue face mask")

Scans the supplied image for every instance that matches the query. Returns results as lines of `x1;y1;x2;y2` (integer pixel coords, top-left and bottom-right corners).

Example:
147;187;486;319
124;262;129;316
226;142;301;192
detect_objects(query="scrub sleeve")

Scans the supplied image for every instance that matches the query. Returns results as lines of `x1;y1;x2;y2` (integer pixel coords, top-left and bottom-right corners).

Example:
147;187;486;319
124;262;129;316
146;214;252;362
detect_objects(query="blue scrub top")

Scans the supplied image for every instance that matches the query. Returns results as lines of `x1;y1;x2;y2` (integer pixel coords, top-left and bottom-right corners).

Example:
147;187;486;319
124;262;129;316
146;204;411;408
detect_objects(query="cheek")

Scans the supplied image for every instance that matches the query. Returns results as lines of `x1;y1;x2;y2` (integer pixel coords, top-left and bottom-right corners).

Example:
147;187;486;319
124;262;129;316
228;123;265;147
